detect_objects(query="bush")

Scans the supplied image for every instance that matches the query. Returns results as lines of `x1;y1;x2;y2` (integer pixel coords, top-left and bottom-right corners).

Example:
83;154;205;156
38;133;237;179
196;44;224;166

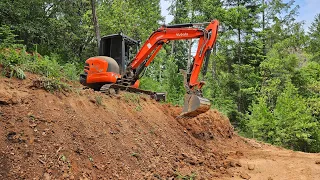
0;27;81;82
247;82;320;152
0;47;81;82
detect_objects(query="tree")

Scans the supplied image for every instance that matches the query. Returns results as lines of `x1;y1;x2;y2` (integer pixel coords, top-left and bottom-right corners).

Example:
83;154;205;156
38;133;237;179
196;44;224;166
0;0;94;63
274;82;318;152
308;14;320;62
90;0;101;48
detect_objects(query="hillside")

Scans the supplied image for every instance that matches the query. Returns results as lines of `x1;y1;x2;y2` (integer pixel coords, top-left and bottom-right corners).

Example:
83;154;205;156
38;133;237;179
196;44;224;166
0;73;319;180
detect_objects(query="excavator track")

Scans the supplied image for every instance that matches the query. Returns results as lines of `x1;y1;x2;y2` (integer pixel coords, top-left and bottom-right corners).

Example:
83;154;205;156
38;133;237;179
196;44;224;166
99;84;166;101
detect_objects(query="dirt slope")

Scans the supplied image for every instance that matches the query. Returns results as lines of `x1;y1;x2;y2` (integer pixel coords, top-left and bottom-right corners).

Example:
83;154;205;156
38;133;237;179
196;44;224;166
0;73;319;180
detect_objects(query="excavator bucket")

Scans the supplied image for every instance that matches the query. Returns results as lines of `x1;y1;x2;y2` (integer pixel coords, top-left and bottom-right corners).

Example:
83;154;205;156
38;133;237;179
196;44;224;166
180;94;211;117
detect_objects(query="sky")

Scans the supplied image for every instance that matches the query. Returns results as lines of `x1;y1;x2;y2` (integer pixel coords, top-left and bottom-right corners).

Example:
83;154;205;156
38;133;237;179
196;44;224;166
160;0;173;24
160;0;320;30
295;0;320;30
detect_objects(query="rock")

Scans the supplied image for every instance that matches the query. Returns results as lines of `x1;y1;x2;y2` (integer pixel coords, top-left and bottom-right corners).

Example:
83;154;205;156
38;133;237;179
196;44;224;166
236;151;244;156
0;91;12;105
93;163;106;170
43;173;51;180
240;172;251;179
230;161;235;167
236;161;242;167
148;164;156;172
268;177;273;180
315;160;320;164
29;123;37;128
89;98;96;104
62;172;69;178
248;164;255;170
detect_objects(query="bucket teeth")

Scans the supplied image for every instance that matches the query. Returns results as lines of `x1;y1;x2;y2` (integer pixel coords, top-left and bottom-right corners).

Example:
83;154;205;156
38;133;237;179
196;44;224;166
180;94;211;117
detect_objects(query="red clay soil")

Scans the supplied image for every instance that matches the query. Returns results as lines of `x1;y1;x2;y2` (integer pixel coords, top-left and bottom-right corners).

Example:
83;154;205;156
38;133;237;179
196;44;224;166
0;73;319;180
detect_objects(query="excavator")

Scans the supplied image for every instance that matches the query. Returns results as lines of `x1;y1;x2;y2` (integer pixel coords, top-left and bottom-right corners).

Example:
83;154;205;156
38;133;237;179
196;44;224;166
80;20;219;117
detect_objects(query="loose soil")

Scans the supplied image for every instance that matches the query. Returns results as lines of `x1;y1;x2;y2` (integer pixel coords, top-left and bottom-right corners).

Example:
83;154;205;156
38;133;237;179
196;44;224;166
0;73;319;179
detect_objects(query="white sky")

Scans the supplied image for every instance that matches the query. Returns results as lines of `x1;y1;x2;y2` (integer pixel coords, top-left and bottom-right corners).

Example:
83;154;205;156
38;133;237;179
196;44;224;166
160;0;173;24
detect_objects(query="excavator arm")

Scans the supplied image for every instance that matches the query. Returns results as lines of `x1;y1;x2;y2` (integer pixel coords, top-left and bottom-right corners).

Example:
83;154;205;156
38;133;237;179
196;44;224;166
125;20;219;92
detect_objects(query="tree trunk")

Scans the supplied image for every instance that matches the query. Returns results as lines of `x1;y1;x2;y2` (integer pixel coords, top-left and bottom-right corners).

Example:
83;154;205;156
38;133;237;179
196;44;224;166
90;0;101;49
262;0;266;57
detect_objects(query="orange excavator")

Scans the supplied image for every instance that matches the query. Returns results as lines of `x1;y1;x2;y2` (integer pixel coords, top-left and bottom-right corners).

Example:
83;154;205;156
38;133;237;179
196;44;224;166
80;20;219;117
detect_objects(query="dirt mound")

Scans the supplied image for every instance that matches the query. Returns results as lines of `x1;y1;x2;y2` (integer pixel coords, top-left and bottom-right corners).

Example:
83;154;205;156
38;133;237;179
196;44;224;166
1;73;320;180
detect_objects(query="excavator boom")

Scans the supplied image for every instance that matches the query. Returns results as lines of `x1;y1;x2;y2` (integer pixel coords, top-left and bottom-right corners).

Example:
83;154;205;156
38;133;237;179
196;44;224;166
124;20;219;117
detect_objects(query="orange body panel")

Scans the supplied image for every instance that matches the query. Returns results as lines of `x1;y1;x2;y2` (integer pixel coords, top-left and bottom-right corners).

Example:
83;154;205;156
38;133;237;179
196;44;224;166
85;57;120;84
132;80;140;88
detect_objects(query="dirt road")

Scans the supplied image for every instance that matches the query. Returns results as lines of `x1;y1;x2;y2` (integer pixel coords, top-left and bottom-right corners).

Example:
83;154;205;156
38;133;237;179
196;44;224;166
226;142;320;180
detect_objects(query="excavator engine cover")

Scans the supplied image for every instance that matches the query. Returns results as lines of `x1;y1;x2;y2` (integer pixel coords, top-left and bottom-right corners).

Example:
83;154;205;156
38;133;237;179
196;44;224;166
181;94;211;117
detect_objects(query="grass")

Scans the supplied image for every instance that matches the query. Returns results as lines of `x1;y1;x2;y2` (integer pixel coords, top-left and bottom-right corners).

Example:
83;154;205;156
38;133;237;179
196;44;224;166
0;26;80;93
135;104;142;111
0;46;80;88
123;93;140;103
95;95;103;106
33;77;70;93
131;152;140;158
124;93;143;111
174;171;197;180
88;156;94;162
59;155;67;162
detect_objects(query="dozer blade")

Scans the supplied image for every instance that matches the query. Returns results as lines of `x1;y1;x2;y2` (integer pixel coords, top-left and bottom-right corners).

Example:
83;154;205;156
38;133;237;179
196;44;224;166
180;94;211;117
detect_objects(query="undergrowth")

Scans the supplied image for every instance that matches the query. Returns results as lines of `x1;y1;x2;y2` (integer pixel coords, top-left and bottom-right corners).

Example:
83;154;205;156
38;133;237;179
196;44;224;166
0;25;81;91
174;171;197;180
0;47;80;81
32;77;71;92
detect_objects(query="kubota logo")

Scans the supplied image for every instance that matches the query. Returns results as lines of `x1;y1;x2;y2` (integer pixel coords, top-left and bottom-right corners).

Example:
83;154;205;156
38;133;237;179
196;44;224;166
176;33;188;36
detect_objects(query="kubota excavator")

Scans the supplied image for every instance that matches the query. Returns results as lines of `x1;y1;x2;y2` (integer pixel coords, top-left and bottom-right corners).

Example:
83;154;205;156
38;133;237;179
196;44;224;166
80;20;219;117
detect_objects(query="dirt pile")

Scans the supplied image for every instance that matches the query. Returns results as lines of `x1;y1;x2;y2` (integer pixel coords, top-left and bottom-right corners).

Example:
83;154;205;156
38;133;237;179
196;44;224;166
0;73;320;180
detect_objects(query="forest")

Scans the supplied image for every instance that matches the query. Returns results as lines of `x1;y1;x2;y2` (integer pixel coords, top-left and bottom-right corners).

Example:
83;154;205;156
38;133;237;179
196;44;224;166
0;0;319;153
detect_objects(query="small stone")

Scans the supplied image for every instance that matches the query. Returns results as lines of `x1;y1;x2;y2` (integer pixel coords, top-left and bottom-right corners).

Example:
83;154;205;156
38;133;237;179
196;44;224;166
89;98;96;104
43;173;51;180
248;164;255;170
29;123;37;128
240;172;251;179
148;164;156;172
268;177;273;180
230;161;236;167
93;163;105;170
62;172;69;178
236;151;244;156
235;161;242;167
315;160;320;165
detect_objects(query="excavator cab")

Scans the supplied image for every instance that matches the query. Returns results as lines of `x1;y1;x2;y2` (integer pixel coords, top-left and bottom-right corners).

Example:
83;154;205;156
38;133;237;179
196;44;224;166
99;34;140;74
